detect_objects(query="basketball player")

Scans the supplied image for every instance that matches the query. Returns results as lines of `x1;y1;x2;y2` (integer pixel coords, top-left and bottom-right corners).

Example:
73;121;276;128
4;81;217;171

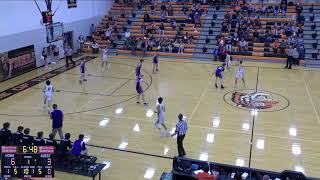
136;75;148;105
79;60;87;84
152;54;159;73
226;53;232;71
43;80;54;114
213;63;226;89
135;59;144;78
101;47;109;71
234;61;245;88
154;97;168;136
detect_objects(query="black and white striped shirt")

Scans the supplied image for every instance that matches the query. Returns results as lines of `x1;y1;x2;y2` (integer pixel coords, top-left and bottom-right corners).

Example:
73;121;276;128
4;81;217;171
176;120;188;136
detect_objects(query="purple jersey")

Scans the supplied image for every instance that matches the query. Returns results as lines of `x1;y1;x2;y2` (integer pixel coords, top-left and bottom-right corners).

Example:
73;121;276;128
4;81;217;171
135;62;142;77
153;55;159;64
136;77;143;94
80;62;85;73
215;66;225;78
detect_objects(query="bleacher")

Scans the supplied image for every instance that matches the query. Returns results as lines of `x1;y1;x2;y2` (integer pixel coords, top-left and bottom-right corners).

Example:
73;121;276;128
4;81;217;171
222;2;304;62
83;0;317;65
301;3;320;67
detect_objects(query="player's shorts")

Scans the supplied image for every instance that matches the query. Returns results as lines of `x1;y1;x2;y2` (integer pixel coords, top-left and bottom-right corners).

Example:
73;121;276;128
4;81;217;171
136;86;144;94
157;116;165;124
102;56;108;62
236;72;244;79
45;95;52;101
153;59;158;64
215;72;223;78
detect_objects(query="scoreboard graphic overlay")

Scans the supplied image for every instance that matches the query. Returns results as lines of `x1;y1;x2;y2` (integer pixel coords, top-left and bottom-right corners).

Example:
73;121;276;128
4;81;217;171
1;146;54;178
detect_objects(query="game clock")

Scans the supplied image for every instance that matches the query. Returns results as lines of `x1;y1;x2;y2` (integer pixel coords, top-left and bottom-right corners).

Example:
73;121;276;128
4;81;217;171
1;146;54;178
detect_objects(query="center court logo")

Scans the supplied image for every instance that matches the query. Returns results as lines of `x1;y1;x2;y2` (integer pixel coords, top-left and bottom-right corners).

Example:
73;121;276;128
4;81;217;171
224;89;290;112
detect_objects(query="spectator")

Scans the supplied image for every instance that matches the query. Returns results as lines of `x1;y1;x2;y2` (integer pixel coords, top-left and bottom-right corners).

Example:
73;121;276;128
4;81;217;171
297;45;305;60
159;23;165;35
64;45;75;67
170;19;177;30
285;45;294;69
188;33;195;44
280;40;287;54
46;133;58;147
292;47;300;66
50;104;64;139
90;24;96;35
253;29;259;42
77;35;85;54
33;131;45;146
239;39;248;52
311;22;316;31
160;3;167;12
168;4;174;16
12;126;24;146
57;133;72;154
91;41;100;54
226;38;232;52
160;11;167;22
272;40;280;53
41;47;48;69
125;30;131;40
181;3;188;15
105;28;112;41
194;163;217;180
0;122;12;146
144;12;151;22
71;134;88;156
178;41;184;54
22;128;33;146
141;23;146;34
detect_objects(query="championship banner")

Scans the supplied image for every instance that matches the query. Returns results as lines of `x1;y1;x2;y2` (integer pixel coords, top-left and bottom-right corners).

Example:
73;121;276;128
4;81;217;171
67;0;77;8
0;45;36;82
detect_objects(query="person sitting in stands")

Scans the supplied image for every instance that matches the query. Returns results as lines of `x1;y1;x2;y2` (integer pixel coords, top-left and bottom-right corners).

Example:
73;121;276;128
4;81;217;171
12;126;24;146
71;134;88;156
239;39;248;52
160;11;167;22
188;33;195;44
91;41;99;54
0;122;12;146
181;3;188;15
33;131;45;146
105;28;112;41
272;40;280;53
144;12;150;22
170;19;177;30
194;163;217;180
280;40;287;54
22;128;33;146
253;29;259;42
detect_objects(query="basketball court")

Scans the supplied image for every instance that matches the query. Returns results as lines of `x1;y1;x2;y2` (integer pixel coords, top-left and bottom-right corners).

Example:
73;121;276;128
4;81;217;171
0;54;320;179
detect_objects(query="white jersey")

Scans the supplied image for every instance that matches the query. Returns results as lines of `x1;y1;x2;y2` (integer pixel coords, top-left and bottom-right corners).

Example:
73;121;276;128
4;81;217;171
236;64;244;79
157;103;165;124
226;55;232;69
44;85;53;97
102;49;108;61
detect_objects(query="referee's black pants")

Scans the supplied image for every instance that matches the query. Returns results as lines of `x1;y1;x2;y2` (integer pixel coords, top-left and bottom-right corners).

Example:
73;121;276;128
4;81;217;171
177;134;186;157
66;55;75;67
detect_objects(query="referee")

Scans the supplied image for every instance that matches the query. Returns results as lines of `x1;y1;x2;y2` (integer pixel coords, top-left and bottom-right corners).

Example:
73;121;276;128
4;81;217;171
171;113;188;157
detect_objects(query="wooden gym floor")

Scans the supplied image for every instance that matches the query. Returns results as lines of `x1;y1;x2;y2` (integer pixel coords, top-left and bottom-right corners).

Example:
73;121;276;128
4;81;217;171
1;55;320;179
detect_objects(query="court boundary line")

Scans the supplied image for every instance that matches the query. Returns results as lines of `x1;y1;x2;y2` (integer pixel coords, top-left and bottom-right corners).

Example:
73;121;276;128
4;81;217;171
302;73;320;123
115;55;320;71
249;67;259;168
